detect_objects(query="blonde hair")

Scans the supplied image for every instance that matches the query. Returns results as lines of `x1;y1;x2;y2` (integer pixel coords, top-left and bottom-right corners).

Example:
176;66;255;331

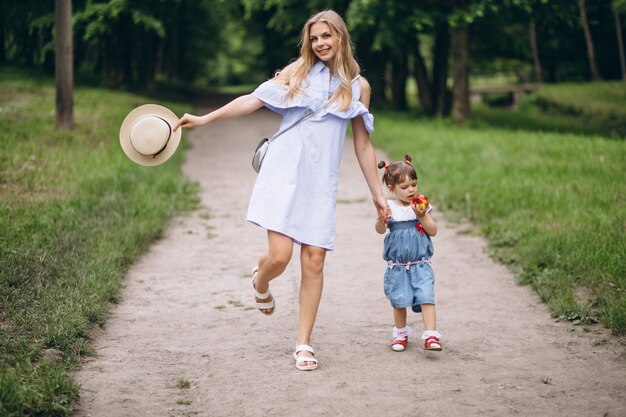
274;10;360;111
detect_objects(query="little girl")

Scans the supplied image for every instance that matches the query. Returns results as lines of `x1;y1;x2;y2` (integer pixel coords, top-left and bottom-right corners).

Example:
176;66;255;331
375;155;442;352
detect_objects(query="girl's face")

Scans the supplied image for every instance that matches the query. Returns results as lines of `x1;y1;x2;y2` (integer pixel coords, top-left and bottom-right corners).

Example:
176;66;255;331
309;22;337;66
389;176;418;206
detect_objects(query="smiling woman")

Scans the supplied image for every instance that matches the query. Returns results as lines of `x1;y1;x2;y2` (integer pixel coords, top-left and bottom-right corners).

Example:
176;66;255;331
173;9;385;372
310;23;337;67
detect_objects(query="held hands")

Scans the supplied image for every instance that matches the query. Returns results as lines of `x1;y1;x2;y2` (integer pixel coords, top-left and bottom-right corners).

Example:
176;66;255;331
173;113;207;131
375;206;391;234
377;206;391;224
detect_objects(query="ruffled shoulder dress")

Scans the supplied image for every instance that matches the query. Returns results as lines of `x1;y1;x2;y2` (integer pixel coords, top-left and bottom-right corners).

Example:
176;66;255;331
247;60;374;250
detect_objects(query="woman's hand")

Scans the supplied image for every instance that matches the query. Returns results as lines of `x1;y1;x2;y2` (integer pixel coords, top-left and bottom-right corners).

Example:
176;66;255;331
173;113;207;131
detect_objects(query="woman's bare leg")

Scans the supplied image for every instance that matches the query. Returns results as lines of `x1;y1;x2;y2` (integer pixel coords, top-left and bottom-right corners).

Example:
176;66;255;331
254;231;293;314
296;244;326;364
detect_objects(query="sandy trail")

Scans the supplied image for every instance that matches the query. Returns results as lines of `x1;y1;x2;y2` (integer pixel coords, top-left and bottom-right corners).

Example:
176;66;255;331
74;107;625;417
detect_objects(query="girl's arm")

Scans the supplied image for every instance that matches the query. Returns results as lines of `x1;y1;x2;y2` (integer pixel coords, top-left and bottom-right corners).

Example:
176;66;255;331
174;94;265;131
375;207;391;234
352;78;387;212
413;203;438;236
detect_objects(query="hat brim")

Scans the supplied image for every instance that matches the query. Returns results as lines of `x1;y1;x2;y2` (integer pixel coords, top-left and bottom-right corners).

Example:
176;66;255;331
119;104;182;166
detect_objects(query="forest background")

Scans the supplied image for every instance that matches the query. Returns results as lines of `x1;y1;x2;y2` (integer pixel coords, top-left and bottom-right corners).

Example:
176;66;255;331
3;0;626;118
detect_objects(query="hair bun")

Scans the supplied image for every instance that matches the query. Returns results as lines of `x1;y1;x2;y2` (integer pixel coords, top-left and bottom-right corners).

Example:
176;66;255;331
377;161;388;169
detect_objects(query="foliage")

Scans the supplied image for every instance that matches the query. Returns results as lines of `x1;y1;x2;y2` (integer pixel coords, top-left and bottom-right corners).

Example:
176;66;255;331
2;0;624;103
0;68;197;416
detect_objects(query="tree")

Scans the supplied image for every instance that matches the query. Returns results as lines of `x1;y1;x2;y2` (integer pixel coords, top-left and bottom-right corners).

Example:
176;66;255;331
450;0;470;123
614;0;626;80
579;0;601;80
528;19;543;83
348;0;450;112
55;0;73;130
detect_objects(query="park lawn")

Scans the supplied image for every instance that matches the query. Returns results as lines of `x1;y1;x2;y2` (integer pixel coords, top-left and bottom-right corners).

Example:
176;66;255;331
1;69;624;416
372;112;625;333
472;81;626;138
0;68;197;416
534;81;626;119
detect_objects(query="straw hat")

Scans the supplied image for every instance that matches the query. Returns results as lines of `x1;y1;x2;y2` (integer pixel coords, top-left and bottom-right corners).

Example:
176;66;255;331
119;104;181;166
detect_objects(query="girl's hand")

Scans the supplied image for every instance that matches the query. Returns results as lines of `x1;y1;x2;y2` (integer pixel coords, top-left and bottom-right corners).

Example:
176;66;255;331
173;113;207;131
412;200;429;217
375;206;391;234
377;206;391;224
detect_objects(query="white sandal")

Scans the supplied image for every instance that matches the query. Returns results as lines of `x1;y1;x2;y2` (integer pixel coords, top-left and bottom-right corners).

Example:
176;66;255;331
252;266;275;315
293;344;318;371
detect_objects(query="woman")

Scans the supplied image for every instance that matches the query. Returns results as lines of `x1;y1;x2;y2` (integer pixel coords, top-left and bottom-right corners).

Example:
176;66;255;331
174;10;386;371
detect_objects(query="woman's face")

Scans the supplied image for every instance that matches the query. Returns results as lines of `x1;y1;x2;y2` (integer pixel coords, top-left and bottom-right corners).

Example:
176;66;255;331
309;22;337;66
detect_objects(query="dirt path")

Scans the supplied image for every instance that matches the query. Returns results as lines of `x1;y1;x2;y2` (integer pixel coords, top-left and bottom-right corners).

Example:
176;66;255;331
74;107;626;417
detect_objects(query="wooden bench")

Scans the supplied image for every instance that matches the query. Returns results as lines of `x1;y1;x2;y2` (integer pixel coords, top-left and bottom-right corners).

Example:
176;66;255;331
470;84;536;110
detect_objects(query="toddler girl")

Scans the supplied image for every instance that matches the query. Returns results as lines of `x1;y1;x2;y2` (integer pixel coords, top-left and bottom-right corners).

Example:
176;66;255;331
375;155;442;352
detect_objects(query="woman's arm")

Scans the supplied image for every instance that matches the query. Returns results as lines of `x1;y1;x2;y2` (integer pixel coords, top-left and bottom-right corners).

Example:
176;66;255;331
174;94;264;131
352;78;387;212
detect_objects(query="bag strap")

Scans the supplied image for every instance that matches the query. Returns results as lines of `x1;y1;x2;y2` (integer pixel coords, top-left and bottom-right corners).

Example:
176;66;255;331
267;105;325;143
267;74;362;143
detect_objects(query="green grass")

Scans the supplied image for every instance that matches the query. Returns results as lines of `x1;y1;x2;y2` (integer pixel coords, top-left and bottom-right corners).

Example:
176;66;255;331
1;68;624;414
0;67;197;416
472;81;626;138
372;112;626;333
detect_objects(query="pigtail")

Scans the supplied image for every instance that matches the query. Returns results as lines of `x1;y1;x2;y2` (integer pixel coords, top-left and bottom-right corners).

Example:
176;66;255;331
380;155;418;188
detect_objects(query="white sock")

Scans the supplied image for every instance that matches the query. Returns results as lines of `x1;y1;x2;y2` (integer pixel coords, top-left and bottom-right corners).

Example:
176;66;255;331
421;330;442;340
393;326;411;339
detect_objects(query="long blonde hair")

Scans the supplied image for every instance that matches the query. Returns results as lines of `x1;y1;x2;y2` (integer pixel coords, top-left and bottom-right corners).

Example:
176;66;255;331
274;10;360;111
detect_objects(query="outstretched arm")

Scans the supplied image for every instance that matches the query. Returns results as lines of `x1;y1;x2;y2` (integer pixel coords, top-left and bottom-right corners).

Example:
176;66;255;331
352;78;387;212
174;94;264;131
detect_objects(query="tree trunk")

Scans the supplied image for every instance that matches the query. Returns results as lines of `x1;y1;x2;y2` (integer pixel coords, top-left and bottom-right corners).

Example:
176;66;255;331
390;52;408;111
0;6;6;64
578;0;601;80
432;21;451;117
168;3;181;83
451;23;470;123
529;19;543;84
614;9;626;80
363;49;388;108
55;0;73;130
412;43;433;115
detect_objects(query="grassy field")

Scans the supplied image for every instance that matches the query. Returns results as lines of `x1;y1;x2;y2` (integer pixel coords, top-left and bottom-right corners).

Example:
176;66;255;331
372;109;625;334
0;68;197;416
1;68;624;415
472;81;626;138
